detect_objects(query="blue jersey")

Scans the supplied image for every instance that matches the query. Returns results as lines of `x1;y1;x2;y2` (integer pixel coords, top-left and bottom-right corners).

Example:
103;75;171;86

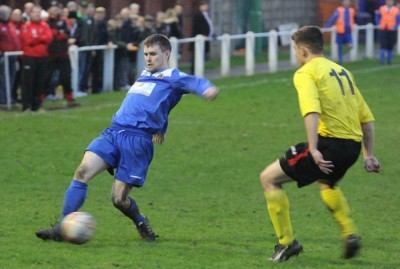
111;68;213;134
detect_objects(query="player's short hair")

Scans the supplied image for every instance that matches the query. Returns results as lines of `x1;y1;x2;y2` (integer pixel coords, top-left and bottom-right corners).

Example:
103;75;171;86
143;34;172;52
291;26;323;55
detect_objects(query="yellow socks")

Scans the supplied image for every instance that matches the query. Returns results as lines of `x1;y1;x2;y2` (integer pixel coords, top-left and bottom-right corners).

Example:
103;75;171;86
264;189;294;245
320;187;357;238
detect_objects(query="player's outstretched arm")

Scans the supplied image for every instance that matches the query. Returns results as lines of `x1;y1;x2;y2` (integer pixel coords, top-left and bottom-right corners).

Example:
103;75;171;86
361;121;380;173
202;86;219;101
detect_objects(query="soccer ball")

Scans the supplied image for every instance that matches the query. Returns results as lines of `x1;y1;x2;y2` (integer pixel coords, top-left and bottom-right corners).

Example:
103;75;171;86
60;212;96;245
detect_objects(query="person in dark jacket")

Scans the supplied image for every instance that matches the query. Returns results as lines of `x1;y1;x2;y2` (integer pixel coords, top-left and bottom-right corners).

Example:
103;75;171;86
164;8;182;39
91;7;108;93
68;11;83;46
45;5;77;106
107;15;129;91
20;5;52;112
78;4;95;93
190;0;214;74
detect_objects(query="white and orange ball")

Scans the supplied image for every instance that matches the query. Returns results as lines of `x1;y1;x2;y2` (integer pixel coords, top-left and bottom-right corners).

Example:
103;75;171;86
60;212;96;244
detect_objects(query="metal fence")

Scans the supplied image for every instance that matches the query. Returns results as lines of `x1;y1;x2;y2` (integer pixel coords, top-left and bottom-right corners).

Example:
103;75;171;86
2;23;400;110
175;23;400;78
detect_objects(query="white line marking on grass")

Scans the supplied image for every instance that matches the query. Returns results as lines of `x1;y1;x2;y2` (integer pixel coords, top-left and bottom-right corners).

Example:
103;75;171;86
218;63;400;91
352;63;400;74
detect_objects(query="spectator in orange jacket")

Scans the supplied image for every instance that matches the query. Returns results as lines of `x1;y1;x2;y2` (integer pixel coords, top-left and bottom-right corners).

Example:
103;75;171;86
375;0;400;64
20;5;52;112
324;0;356;64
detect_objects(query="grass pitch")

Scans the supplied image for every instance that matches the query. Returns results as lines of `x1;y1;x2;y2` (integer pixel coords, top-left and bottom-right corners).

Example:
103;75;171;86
0;59;399;268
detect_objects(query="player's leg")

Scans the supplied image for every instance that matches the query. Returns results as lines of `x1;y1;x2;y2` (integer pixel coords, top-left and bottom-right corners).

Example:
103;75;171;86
62;151;109;217
336;35;344;64
111;180;145;225
111;180;156;241
318;182;360;258
336;34;346;64
36;151;109;242
260;160;302;262
386;30;396;64
319;182;357;238
260;160;295;245
379;30;388;64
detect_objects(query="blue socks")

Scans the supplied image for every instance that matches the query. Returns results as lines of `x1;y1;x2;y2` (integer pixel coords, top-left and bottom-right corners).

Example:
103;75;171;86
62;180;88;218
61;180;144;226
124;197;145;226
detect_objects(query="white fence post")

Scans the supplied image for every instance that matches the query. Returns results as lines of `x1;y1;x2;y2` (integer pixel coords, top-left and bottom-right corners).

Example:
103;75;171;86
245;31;255;76
136;43;145;78
268;30;278;73
102;46;115;92
330;27;338;60
350;25;359;61
4;53;12;110
4;51;23;110
365;23;374;59
220;34;231;77
68;45;79;98
290;29;298;67
194;34;205;77
169;37;179;68
397;26;400;55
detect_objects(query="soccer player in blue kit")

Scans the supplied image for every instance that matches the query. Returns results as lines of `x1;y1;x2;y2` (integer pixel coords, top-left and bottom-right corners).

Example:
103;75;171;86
36;34;219;242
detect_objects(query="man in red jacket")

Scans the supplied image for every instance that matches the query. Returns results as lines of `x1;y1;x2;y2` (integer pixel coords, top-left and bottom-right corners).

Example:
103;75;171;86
0;5;22;105
20;5;52;112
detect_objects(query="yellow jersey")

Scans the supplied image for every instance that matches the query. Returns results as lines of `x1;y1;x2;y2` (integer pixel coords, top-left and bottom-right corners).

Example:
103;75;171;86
293;57;375;142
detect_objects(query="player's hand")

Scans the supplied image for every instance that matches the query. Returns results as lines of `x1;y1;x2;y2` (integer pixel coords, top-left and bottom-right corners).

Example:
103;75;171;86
203;86;219;101
310;149;334;174
152;133;164;145
364;156;380;173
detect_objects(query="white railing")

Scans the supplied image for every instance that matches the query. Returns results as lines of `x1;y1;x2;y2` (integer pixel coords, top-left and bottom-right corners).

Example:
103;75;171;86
69;44;116;97
170;23;396;78
3;51;23;110
2;45;117;110
2;23;400;110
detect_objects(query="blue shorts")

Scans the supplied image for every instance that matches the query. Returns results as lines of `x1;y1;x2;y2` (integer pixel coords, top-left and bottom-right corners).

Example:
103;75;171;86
336;33;352;45
86;128;154;187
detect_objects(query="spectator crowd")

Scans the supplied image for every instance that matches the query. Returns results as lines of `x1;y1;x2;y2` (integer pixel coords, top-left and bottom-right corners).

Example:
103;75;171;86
0;1;185;112
2;0;396;112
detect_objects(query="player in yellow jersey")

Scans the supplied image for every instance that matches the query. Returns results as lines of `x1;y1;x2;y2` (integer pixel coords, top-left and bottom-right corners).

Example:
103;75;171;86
259;26;380;262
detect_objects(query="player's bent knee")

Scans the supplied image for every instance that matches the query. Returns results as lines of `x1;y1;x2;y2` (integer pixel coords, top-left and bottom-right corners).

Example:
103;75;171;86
259;170;268;184
74;164;92;182
111;195;126;210
259;169;273;189
259;162;284;191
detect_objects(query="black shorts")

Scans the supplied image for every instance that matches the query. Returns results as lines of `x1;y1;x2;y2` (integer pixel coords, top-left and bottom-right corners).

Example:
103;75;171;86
279;136;361;188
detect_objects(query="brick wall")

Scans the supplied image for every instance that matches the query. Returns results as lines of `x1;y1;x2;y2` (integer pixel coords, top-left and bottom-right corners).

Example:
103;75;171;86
318;0;343;26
